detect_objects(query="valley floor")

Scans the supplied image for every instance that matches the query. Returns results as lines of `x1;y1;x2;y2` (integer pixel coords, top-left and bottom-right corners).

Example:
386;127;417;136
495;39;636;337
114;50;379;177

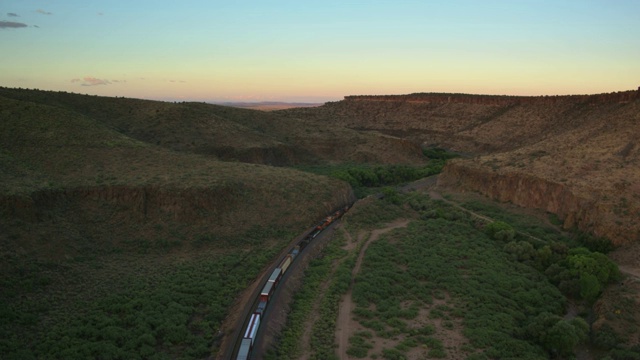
262;178;640;359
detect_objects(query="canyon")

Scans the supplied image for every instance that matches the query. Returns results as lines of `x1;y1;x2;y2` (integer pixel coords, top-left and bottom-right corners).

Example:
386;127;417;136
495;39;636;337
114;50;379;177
2;86;639;358
283;89;640;245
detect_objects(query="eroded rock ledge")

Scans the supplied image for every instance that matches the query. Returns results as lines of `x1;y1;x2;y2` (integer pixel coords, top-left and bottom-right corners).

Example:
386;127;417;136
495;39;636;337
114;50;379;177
344;89;640;106
1;184;356;232
344;88;640;105
438;161;639;246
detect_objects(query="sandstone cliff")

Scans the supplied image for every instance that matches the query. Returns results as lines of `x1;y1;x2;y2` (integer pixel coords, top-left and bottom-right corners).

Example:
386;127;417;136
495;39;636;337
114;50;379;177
438;161;639;245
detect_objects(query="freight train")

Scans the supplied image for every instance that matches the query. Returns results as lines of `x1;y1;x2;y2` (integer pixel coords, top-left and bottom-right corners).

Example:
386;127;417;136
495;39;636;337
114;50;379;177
235;205;350;360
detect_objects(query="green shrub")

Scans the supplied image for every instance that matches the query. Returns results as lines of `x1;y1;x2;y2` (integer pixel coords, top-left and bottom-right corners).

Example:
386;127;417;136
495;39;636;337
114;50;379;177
347;334;374;358
382;347;407;360
428;348;447;358
592;324;620;349
574;231;614;253
422;147;459;160
543;319;588;356
484;221;515;242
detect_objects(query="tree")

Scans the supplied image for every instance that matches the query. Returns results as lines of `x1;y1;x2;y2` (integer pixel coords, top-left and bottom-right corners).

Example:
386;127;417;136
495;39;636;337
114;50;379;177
579;273;600;303
504;241;535;262
543;319;588;356
381;187;402;205
566;247;621;301
484;221;515;242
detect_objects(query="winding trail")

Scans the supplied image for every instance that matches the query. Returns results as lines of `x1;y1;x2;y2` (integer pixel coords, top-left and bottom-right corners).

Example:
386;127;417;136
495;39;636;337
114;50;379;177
335;219;410;359
428;189;551;244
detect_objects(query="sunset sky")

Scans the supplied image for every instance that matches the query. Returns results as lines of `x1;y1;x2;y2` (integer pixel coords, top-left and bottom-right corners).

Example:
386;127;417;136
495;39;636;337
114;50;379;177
1;1;639;102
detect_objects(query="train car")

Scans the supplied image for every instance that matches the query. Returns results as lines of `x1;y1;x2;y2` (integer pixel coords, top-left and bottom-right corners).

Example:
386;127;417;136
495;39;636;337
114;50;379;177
267;268;282;286
298;236;312;250
310;229;322;239
316;216;332;231
259;281;275;303
237;204;353;360
279;254;293;274
256;299;267;315
236;338;252;360
244;313;261;344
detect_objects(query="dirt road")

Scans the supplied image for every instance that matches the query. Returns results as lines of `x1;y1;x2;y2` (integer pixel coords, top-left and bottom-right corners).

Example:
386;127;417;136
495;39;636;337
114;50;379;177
335;219;410;359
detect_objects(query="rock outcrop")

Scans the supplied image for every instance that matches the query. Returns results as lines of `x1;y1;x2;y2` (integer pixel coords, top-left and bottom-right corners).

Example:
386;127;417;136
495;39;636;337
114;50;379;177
438;160;639;245
343;89;640;106
284;88;640;245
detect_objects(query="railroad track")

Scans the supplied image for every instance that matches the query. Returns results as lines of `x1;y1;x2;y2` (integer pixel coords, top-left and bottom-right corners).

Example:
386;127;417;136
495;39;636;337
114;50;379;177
226;206;350;360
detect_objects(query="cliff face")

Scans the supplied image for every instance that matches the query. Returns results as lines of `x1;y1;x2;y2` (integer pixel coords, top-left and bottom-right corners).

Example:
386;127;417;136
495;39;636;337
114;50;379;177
3;186;236;223
438;161;639;245
2;183;355;228
310;89;640;155
343;89;640;106
1;182;356;262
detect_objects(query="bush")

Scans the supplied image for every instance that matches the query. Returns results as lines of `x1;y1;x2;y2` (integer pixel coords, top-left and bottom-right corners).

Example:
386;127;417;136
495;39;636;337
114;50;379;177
592;324;620;349
484;221;515;242
422;147;459;160
382;348;407;360
347;335;373;358
575;232;614;253
382;187;402;205
504;241;535;262
543;319;588;356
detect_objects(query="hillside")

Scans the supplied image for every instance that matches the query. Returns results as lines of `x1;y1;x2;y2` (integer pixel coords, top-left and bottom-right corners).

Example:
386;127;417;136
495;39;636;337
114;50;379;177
0;89;356;358
0;87;424;166
282;90;640;245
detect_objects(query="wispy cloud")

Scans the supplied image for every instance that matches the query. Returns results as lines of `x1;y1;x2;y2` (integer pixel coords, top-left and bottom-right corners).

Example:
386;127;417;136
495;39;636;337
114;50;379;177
72;77;111;86
7;13;19;17
0;21;28;29
36;9;53;15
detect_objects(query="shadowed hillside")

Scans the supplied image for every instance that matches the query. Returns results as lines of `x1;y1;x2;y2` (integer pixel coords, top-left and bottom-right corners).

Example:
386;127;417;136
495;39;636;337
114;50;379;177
0;89;355;358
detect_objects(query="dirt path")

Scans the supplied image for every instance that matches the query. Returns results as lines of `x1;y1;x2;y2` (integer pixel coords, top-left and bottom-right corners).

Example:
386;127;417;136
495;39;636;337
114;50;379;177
610;243;640;281
298;227;361;360
619;265;640;280
428;189;554;246
429;190;493;223
335;219;410;359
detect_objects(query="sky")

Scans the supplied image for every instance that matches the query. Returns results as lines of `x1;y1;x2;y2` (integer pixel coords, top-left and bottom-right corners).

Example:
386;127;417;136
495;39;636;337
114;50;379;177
1;1;639;103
